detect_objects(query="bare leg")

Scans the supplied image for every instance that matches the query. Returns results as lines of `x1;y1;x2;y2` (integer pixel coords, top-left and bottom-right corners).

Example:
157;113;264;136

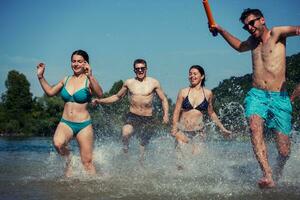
273;132;291;182
122;124;133;153
139;145;145;166
53;123;73;177
192;132;206;155
192;143;203;155
191;144;197;155
249;115;275;188
65;153;72;177
76;125;96;175
175;140;185;170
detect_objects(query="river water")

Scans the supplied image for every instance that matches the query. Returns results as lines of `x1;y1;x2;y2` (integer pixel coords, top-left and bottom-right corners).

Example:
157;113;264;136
0;133;300;200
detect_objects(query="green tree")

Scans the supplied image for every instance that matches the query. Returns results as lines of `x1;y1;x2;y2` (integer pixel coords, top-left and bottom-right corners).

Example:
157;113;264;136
0;103;6;134
31;95;64;136
286;53;300;127
1;70;33;135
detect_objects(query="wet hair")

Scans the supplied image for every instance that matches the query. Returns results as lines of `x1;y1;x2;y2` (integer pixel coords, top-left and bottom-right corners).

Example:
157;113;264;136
71;49;89;63
133;58;147;68
239;8;264;23
189;65;206;86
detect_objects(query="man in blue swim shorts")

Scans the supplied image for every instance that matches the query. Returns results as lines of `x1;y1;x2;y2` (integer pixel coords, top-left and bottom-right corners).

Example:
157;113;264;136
211;8;299;188
245;88;292;136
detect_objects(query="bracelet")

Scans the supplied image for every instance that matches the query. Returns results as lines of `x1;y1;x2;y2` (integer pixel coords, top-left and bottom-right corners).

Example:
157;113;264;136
38;76;44;80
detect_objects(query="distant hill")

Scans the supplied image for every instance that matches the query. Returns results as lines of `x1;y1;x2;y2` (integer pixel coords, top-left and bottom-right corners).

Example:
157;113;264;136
212;52;300;132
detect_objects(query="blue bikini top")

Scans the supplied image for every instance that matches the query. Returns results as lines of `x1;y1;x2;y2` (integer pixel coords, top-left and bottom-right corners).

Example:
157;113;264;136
60;76;91;104
181;87;208;112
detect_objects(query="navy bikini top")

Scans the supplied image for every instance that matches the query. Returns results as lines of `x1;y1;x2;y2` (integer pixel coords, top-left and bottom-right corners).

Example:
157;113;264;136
60;76;91;104
181;88;208;112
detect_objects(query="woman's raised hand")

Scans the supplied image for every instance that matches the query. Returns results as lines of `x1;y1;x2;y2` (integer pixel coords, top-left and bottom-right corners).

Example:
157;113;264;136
37;63;45;79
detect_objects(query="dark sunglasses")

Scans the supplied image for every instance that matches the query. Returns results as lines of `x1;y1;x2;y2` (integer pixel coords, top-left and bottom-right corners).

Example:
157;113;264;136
134;67;147;72
243;17;261;30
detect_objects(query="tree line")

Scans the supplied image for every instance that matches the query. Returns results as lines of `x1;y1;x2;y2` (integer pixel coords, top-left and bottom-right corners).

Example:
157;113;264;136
0;73;173;137
0;52;299;137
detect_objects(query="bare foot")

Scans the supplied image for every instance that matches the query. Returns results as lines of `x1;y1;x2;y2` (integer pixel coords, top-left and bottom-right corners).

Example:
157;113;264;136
65;163;72;177
273;154;288;182
64;156;72;177
192;144;203;155
85;164;97;176
273;167;283;182
123;147;128;154
258;177;275;189
139;158;145;168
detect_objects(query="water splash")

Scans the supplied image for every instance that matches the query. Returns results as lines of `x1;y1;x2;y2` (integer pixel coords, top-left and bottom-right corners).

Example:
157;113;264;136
1;121;300;199
218;101;249;138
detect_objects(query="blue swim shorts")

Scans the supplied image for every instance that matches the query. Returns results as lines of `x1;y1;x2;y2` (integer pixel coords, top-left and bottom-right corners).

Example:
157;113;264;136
244;88;292;136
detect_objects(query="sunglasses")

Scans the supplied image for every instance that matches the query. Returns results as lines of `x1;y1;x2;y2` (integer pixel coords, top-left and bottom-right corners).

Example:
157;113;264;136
243;17;261;30
134;67;147;72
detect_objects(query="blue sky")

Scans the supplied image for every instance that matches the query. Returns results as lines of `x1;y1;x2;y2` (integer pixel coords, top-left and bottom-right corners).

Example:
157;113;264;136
0;0;299;101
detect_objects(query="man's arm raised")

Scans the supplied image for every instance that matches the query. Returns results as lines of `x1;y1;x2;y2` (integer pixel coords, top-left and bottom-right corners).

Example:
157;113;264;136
213;24;252;52
271;26;300;42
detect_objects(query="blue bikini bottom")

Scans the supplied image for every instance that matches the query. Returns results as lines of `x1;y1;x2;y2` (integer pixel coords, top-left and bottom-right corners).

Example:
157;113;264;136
60;118;92;135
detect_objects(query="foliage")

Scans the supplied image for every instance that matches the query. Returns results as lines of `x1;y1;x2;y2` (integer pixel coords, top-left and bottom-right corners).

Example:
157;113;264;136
1;52;299;137
0;69;64;136
1;70;33;135
31;95;64;136
286;52;300;127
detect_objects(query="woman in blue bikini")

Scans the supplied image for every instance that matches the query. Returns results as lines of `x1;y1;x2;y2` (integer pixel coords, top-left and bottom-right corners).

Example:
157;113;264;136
37;50;103;176
171;65;231;168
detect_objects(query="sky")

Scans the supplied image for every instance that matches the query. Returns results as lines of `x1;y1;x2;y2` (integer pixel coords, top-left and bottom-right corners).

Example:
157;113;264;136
0;0;299;101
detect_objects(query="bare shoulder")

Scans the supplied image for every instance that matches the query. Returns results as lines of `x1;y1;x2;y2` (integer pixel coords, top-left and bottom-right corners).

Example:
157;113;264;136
147;76;159;83
247;35;256;43
246;35;259;49
270;26;288;34
270;26;294;40
124;78;135;86
147;77;160;86
203;87;213;99
60;76;69;85
270;26;281;36
180;87;190;97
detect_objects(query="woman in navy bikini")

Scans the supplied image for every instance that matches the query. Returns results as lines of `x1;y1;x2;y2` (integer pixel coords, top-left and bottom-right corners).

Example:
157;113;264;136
37;50;103;176
171;65;231;166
